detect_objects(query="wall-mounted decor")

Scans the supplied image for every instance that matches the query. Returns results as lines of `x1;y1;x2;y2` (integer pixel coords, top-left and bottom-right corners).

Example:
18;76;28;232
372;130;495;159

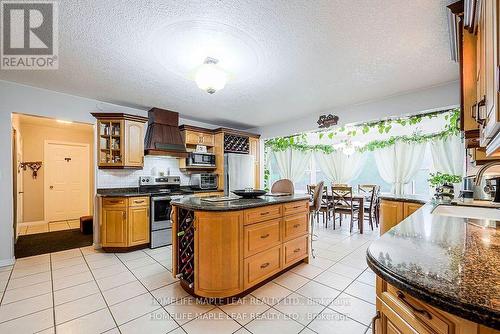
317;114;339;128
19;161;43;179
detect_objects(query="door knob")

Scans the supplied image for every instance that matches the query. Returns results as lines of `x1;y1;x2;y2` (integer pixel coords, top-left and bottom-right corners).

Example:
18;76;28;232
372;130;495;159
49;186;54;189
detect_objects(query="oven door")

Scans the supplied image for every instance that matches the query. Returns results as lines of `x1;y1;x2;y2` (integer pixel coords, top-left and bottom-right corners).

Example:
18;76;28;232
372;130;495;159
151;196;172;231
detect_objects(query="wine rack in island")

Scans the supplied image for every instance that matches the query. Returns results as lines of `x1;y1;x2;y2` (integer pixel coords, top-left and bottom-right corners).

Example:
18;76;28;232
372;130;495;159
176;208;195;288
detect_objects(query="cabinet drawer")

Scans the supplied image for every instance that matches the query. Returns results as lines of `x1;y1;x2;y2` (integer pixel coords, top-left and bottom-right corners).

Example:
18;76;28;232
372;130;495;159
102;197;127;208
243;245;282;289
244;205;282;225
128;197;149;207
244;218;281;257
377;297;420;334
379;279;453;334
283;213;308;241
283;235;308;267
283;201;308;216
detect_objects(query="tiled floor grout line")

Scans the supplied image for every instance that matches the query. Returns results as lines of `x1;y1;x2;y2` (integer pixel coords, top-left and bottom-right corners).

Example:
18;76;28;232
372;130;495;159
0;266;14;305
49;253;57;333
113;251;186;332
79;250;123;334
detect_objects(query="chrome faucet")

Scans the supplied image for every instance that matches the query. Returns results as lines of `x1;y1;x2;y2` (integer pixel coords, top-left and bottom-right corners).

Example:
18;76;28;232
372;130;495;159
474;161;500;202
475;161;500;185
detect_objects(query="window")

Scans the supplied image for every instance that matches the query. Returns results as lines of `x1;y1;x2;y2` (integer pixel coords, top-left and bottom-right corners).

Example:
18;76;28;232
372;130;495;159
349;152;392;193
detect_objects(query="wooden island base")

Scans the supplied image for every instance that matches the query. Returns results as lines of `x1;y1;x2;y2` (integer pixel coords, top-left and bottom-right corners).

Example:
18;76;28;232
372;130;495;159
171;197;310;302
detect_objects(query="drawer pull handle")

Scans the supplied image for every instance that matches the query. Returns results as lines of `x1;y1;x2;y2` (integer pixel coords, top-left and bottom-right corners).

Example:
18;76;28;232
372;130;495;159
293;248;301;253
293;224;300;228
292;206;301;209
396;291;432;320
134;200;145;204
260;212;269;216
109;200;121;204
260;262;270;269
260;234;270;239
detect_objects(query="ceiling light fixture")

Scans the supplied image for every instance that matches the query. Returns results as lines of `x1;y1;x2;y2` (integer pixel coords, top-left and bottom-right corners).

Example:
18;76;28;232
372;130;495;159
195;57;228;94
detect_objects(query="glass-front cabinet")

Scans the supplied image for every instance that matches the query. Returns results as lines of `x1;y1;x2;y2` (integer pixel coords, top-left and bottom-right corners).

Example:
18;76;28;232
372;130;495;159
92;113;148;169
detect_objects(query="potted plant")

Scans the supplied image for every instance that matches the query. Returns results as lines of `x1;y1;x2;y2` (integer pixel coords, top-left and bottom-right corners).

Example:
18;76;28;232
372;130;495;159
428;172;462;201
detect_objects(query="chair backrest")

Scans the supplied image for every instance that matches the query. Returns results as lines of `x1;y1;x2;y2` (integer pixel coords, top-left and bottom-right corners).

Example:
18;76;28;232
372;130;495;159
358;184;376;199
331;185;353;208
271;179;294;195
308;184;328;205
333;183;349;187
311;181;324;212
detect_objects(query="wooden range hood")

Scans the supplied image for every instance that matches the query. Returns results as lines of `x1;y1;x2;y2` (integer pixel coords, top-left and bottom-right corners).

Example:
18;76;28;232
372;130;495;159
144;108;188;158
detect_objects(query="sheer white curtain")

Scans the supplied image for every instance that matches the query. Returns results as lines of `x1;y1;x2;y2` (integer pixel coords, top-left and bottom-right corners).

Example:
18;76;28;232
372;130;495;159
374;141;426;195
314;151;365;184
272;149;311;182
430;135;464;176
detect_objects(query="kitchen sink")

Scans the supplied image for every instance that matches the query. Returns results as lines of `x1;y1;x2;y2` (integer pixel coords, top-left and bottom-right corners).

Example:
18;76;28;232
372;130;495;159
432;204;500;220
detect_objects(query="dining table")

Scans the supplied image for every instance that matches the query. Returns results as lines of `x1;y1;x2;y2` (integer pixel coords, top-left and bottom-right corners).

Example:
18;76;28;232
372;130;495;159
324;193;366;234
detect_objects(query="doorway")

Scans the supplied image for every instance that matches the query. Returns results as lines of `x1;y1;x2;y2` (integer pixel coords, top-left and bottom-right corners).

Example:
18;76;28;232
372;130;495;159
12;114;95;258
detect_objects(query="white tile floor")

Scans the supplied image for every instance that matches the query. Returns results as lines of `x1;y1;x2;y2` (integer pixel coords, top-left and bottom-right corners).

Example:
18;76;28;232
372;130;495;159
18;220;81;236
0;220;379;334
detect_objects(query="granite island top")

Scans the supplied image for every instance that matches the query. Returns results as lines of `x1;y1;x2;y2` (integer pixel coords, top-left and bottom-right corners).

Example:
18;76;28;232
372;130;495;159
378;192;430;204
367;203;500;329
171;194;310;211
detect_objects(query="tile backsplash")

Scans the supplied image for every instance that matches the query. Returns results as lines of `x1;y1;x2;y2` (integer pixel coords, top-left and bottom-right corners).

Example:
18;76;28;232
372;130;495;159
97;156;191;188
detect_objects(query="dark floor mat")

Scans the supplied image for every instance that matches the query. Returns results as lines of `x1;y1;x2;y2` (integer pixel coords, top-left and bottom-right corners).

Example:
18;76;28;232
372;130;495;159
15;229;93;258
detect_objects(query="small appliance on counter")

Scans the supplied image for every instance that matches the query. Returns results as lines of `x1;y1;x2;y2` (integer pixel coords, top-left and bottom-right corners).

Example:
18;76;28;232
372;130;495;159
185;152;216;167
190;173;218;190
138;176;192;248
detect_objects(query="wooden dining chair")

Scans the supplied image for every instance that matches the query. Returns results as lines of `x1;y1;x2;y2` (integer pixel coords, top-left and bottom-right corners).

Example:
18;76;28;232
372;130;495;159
331;185;359;233
271;179;294;195
358;184;378;230
308;181;324;258
307;184;332;226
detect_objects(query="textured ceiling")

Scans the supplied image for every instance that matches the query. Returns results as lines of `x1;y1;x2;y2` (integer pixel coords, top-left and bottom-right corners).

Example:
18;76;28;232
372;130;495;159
0;0;459;129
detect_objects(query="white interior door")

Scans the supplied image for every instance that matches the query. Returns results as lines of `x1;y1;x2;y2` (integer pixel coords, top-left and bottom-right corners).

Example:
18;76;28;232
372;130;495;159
45;141;90;222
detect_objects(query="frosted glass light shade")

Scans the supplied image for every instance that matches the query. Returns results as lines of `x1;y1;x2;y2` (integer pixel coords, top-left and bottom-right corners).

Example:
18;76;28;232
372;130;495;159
195;62;228;94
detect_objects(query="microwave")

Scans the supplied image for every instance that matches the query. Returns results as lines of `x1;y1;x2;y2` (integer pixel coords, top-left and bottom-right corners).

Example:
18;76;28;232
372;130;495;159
186;152;216;167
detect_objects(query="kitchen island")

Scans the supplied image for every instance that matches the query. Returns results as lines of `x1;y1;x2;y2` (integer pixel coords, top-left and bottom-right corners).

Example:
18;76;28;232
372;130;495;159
367;203;500;333
171;195;310;301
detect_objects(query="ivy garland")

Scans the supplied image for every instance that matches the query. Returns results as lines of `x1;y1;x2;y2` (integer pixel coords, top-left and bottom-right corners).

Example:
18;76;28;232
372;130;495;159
265;108;460;154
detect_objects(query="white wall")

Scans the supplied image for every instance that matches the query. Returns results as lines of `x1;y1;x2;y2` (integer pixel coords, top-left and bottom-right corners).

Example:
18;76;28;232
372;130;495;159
248;81;460;139
0;80;221;265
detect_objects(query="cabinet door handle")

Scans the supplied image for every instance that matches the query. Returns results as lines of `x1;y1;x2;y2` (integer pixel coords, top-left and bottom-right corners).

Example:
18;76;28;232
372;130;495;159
260;262;270;269
122;212;126;220
293;248;301;253
396;291;432;320
260;233;270;239
293;224;300;228
371;311;380;333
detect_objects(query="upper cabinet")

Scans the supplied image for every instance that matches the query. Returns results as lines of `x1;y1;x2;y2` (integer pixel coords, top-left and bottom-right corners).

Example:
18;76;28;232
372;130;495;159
180;125;215;147
92;113;148;169
452;0;500;158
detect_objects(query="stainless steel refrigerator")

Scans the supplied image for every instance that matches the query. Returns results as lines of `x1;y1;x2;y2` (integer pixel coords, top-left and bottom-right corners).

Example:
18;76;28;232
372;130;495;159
224;153;255;196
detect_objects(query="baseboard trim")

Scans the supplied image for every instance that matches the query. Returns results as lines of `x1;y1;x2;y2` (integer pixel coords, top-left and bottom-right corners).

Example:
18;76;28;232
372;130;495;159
0;258;15;267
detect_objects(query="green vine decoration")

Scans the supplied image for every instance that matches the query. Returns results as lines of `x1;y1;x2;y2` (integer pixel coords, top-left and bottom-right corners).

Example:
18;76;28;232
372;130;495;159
428;172;462;187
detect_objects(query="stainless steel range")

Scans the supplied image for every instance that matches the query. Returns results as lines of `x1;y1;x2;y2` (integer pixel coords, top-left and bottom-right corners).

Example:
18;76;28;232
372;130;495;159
139;176;192;248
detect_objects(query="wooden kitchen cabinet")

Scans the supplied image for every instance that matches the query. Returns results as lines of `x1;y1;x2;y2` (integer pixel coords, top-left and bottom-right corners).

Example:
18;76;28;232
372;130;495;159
128;205;150;247
181;127;215;147
195;211;244;298
100;196;150;250
374;277;494;334
379;199;423;235
101;206;128;247
92;113;148;169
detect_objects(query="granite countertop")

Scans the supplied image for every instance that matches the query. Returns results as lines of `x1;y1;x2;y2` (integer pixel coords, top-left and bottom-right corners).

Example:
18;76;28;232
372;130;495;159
378;193;430;204
97;188;148;197
171;194;310;211
367;203;500;329
97;187;222;197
